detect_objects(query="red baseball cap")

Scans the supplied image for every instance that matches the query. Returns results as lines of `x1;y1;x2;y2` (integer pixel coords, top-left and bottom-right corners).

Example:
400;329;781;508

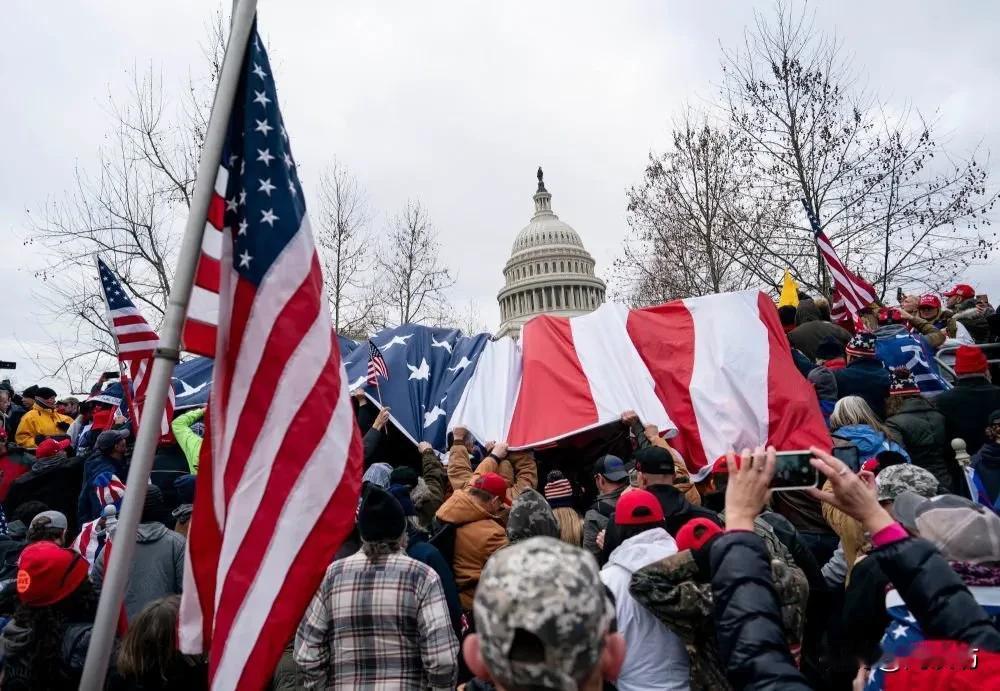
943;284;975;300
711;456;729;475
918;294;941;310
473;472;510;505
35;438;71;459
676;517;723;552
16;542;89;607
954;345;988;376
614;489;665;526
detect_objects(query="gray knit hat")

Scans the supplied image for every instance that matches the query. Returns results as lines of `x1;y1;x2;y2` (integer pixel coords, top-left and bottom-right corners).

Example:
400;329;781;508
473;536;613;691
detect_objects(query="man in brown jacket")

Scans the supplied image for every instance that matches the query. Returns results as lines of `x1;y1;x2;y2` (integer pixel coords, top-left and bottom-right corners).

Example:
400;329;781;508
446;427;537;501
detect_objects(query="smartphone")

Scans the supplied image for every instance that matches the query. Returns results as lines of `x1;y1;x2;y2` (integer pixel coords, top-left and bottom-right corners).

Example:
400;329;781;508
831;445;861;473
896;287;905;304
769;451;819;491
103;371;121;379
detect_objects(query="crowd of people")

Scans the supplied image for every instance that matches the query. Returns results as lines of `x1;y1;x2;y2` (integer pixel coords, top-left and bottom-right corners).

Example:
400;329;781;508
0;282;997;689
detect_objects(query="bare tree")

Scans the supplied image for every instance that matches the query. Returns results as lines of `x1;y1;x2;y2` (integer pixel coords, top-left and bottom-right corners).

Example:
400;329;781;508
375;200;455;326
314;159;381;337
434;298;490;335
23;12;227;383
722;2;996;298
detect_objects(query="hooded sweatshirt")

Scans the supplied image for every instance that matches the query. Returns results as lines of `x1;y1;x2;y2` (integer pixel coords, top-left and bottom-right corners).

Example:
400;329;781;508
93;521;185;621
435;490;508;608
970;442;1000;511
506;488;559;543
600;528;689;691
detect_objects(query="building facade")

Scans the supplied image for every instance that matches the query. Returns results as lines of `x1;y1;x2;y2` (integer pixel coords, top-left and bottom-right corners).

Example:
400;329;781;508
496;169;606;339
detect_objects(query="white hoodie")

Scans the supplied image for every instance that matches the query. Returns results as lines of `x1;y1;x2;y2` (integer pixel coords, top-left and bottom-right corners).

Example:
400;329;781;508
600;527;689;691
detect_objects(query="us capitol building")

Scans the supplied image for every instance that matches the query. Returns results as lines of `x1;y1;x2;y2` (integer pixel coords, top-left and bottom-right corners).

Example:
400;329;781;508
495;168;607;339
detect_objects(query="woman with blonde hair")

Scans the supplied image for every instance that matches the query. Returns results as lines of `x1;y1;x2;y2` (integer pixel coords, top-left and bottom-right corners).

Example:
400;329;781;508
543;470;584;546
829;395;909;463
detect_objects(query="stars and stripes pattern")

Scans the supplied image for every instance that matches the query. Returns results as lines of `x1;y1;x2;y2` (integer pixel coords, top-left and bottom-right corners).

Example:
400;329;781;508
177;22;363;691
801;199;877;316
367;340;388;386
96;257;174;435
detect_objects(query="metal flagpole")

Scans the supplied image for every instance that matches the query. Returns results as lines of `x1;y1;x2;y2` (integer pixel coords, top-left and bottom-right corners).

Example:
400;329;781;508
79;0;258;687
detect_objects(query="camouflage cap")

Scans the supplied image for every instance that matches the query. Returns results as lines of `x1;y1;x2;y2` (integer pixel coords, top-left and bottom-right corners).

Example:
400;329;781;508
506;489;559;543
473;536;614;691
875;464;938;502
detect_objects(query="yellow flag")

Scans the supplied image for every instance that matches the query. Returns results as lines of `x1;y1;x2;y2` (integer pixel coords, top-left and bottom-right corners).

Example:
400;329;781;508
778;270;799;308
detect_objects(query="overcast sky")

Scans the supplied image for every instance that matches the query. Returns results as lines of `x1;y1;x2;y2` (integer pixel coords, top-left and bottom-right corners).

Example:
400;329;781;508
3;1;998;390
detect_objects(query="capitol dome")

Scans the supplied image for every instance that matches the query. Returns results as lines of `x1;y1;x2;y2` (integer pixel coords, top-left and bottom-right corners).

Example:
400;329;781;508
496;168;606;339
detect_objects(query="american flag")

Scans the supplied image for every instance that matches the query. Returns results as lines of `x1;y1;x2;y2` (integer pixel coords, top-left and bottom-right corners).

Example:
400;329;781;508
367;340;388;386
177;22;363;690
802;198;877;317
95;257;174;435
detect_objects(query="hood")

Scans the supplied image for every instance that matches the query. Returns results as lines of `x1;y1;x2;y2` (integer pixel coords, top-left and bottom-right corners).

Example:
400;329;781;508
436;489;498;526
136;521;169;543
875;324;908;339
795;299;820;325
809;367;837;400
0;619;32;657
506;488;559;543
832;423;910;460
607;527;678;574
977;442;1000;465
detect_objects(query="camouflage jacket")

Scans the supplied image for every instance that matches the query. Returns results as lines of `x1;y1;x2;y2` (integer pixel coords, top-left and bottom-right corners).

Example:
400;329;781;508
629;517;809;691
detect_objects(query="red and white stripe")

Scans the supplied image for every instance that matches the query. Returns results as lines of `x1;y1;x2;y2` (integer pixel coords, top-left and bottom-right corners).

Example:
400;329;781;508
178;213;363;688
72;518;105;566
451;291;831;476
815;230;877;316
182;168;228;357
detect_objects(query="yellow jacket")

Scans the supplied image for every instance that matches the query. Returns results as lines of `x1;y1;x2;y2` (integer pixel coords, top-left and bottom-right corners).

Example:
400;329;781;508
15;404;73;448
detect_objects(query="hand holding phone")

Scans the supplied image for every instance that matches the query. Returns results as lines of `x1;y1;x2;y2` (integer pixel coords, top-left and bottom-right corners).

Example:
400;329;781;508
769;451;821;491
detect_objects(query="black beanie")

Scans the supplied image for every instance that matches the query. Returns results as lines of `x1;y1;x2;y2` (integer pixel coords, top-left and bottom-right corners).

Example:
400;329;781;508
358;486;406;542
389;466;419;489
141;484;166;524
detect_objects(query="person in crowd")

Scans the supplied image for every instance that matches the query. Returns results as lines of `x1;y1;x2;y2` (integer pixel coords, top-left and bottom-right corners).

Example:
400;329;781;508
79;428;130;525
171;407;205;474
614;445;721;541
968;410;1000;510
462;536;624;691
56;397;79;419
26;510;68;545
17;386;38;417
295;487;458;690
778;305;798;335
834;333;891;418
543;470;583;546
0;388;25;442
93;485;185;621
877;305;946;349
815;336;846;370
0;542;99;689
583;453;630;556
807;365;838;425
600;489;688;690
415;441;449;531
66;400;94;446
829;396;909;462
435;471;509;609
935;345;1000;455
447;426;537;501
628;415;703;506
111;595;207;691
505;487;559;544
788;297;851;360
840;464;941;673
362;406;393;467
6;501;49;542
172;474;195;538
14;386;71;448
883;366;957;491
6;437;84;535
389;480;462;634
917;293;947;330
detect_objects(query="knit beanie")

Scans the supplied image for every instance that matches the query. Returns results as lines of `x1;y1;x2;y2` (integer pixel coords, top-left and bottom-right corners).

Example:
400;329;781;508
543;471;575;510
141;484;166;524
358;486;406;542
388;483;417;517
889;367;920;396
954;345;988;376
845;332;877;358
389;466;419;489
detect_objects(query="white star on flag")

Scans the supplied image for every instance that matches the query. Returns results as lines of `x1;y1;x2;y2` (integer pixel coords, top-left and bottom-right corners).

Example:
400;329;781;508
261;209;278;226
238;250;252;269
252;89;271;107
258;178;275;196
254;119;273;136
407;358;431;381
257;148;275;166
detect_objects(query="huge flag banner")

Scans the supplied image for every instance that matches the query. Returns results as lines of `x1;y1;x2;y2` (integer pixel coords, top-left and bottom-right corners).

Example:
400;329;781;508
95;257;175;435
177;21;363;690
875;331;951;396
801;199;878;317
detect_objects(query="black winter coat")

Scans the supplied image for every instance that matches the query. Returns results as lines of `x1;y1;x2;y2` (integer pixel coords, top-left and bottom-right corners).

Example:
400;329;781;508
934;376;1000;455
885;397;958;492
834;359;891;418
710;531;812;690
788;321;851;362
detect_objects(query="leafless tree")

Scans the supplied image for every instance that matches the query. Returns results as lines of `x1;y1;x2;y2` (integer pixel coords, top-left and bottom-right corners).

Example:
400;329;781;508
434;298;490;336
722;2;996;298
314;159;382;337
374;200;455;326
23;11;227;383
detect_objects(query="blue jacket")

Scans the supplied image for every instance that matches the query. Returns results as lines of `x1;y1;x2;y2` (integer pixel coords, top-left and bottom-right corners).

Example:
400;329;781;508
77;451;127;526
831;424;910;463
834;358;891;418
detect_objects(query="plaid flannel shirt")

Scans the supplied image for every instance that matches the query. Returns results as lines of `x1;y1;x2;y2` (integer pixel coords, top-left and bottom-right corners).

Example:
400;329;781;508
295;550;458;690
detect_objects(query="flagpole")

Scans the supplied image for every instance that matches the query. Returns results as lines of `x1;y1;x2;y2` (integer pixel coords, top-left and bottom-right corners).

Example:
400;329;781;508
79;0;258;687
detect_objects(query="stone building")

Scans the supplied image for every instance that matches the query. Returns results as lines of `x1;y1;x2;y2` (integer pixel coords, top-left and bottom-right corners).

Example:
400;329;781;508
496;168;606;339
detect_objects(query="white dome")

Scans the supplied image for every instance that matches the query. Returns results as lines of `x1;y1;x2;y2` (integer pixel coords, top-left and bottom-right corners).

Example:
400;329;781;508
511;215;584;254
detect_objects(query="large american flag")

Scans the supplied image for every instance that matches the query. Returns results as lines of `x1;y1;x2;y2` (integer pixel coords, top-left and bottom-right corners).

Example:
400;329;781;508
801;198;877;316
96;257;174;435
177;22;363;690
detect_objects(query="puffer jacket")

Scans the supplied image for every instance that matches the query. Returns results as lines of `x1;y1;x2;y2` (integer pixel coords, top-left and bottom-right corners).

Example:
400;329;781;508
885;396;957;492
435;490;508;609
600;528;687;691
830;424;910;462
709;531;813;690
94;521;186;621
13;403;72;448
